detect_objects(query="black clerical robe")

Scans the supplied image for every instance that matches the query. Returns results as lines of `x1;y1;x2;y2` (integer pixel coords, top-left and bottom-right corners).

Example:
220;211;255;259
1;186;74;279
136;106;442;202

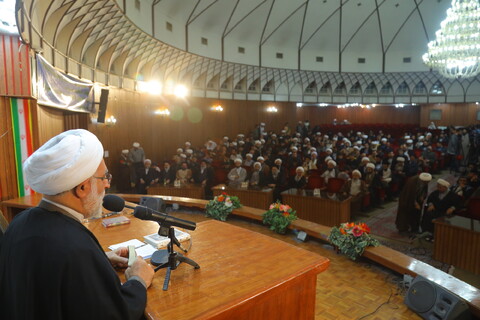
0;204;146;320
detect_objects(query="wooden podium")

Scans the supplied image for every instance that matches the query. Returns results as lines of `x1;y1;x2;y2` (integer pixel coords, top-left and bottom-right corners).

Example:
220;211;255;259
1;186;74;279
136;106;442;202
87;218;329;320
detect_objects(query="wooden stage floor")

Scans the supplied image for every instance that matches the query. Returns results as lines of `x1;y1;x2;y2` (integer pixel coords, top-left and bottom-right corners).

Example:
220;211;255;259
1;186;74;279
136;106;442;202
170;210;421;320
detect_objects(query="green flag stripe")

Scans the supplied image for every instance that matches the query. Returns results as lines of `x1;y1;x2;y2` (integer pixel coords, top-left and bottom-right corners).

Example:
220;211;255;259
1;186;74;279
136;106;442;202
10;99;25;196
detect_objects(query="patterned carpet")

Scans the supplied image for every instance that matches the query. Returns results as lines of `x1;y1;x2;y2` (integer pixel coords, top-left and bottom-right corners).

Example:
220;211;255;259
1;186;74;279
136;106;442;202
360;172;458;272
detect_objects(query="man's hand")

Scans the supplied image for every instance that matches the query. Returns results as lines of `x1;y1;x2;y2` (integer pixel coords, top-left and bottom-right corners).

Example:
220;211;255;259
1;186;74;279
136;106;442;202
106;247;129;268
125;257;154;288
428;204;435;212
446;207;455;215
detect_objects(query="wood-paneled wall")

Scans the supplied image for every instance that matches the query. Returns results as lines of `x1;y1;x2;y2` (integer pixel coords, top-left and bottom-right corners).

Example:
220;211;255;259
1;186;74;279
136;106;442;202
36;105;65;146
0;35;31;97
296;105;419;125
420;103;480;127
87;88;424;181
88;89;298;176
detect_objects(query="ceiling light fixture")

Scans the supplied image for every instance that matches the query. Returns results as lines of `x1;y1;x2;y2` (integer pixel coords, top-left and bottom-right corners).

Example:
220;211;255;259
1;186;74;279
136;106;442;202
422;0;480;79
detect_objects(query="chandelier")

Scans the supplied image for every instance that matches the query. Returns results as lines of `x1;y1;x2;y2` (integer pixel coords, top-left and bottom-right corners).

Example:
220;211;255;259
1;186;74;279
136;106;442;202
422;0;480;79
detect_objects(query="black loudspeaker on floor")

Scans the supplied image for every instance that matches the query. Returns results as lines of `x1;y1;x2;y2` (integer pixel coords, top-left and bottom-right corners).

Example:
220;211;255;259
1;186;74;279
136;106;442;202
404;275;471;320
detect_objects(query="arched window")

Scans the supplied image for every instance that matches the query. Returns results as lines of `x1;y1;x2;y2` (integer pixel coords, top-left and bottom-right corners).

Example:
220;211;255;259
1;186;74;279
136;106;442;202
334;82;346;95
413;81;427;95
319;82;331;95
349;82;361;95
305;81;317;94
364;82;377;96
396;82;409;96
380;82;393;95
262;80;274;93
430;80;445;95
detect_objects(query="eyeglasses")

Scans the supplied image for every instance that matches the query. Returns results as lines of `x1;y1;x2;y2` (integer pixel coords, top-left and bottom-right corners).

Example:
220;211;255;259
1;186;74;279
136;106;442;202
93;172;112;184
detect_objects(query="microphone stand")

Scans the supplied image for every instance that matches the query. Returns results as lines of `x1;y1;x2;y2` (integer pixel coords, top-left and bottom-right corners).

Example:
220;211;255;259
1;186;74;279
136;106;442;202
150;223;200;291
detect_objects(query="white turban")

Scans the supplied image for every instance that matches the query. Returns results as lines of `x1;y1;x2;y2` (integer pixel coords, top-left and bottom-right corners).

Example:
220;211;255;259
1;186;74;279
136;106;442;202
122;149;129;154
396;157;405;162
419;172;432;182
437;178;450;188
275;158;282;164
133;142;140;148
23;129;104;195
366;163;375;169
257;156;265;161
352;169;362;177
328;160;337;166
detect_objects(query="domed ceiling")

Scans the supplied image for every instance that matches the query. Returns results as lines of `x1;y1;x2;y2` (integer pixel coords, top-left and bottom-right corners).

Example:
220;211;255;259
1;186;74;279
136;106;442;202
15;0;480;103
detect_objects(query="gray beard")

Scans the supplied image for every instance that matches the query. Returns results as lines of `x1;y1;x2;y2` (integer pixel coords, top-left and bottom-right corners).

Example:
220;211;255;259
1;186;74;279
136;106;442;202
83;179;105;219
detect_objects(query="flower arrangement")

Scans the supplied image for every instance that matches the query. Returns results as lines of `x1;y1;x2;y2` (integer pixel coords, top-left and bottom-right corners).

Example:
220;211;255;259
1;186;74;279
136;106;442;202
205;192;241;221
262;201;297;234
327;222;379;260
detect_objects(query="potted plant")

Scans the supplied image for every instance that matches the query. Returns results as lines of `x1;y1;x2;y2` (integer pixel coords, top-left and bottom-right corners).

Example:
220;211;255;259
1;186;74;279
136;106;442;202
328;222;379;260
262;201;297;234
205;192;241;221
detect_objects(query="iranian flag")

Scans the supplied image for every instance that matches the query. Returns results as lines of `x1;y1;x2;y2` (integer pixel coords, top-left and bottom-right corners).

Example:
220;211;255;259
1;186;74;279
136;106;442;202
10;98;34;196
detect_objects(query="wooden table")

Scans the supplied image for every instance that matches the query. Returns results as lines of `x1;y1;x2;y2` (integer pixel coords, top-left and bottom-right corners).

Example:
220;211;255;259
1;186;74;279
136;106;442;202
147;184;205;200
88;218;329;320
281;189;351;227
1;193;43;222
212;185;273;210
434;215;480;274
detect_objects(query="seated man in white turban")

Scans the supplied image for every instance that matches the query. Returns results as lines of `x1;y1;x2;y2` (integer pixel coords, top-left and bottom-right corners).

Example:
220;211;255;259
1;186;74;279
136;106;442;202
421;178;461;240
0;129;154;319
227;158;247;188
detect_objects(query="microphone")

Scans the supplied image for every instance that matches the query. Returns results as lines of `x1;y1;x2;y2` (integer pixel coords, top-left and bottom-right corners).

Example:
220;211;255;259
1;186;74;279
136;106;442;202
103;194;135;212
134;206;196;231
102;195;196;231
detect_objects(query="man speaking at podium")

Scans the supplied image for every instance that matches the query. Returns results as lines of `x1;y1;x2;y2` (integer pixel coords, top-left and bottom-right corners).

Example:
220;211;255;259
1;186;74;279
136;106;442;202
0;129;154;319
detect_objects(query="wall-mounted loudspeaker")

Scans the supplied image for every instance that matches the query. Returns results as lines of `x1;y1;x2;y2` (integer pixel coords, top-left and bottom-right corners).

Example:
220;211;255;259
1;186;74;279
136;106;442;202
97;89;109;123
405;276;471;320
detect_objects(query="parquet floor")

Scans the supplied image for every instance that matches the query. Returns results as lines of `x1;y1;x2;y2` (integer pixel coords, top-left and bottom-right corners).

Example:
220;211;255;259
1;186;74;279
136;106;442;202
171;210;421;320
